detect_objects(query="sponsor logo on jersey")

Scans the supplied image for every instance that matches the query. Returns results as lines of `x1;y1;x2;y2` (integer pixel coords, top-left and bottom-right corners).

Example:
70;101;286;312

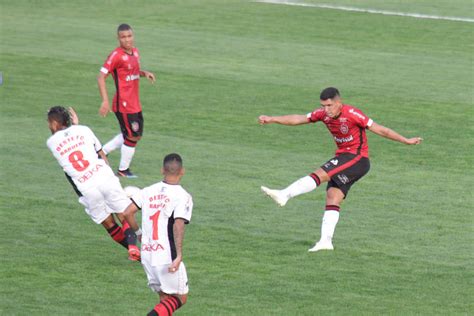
141;243;165;252
340;123;349;134
122;55;129;61
78;163;104;183
349;108;365;120
334;135;354;143
125;74;140;82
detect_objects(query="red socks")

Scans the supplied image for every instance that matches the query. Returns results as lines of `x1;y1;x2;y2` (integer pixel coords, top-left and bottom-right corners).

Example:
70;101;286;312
106;223;127;249
147;296;182;316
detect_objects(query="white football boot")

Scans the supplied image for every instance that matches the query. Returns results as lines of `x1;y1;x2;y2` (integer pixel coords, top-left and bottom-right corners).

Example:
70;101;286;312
308;241;334;252
261;186;288;207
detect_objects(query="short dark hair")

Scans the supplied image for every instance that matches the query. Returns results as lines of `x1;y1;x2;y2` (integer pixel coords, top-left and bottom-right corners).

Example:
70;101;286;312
163;153;183;175
117;24;133;33
47;106;71;127
320;87;340;100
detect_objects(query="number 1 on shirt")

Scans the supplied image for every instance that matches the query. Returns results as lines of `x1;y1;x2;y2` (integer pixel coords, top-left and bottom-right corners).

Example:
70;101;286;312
149;211;161;240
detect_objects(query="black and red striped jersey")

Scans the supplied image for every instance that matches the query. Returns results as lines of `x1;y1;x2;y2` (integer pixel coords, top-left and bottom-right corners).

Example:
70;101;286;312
307;105;373;157
100;47;141;114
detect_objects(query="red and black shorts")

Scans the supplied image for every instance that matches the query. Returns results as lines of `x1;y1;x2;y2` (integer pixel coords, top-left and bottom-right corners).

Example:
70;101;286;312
321;153;370;197
115;111;144;138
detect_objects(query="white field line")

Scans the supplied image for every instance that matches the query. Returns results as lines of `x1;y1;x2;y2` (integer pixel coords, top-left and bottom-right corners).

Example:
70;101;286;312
256;0;474;23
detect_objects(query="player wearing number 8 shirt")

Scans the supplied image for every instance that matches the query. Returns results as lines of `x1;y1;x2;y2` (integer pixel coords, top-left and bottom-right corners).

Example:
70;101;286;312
123;153;193;316
46;106;139;261
259;87;423;252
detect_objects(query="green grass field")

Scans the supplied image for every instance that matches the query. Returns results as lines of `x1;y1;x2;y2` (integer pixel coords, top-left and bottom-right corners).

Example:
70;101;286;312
1;0;473;314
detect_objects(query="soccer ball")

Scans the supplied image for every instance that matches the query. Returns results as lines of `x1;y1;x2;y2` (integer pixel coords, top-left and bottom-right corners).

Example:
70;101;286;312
124;186;141;198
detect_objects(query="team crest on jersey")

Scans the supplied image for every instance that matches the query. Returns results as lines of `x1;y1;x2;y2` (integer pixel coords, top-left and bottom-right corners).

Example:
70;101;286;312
340;123;349;134
122;55;129;61
131;122;140;132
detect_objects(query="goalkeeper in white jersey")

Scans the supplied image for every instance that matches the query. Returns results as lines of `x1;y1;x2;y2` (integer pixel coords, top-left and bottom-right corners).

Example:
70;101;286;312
124;153;193;316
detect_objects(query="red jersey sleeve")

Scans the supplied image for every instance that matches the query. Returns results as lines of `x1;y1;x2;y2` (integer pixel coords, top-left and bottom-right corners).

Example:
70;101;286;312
100;50;120;75
347;107;373;128
307;108;325;123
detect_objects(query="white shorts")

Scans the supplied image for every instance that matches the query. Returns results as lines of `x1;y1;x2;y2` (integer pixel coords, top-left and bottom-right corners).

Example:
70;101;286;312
78;176;131;224
142;261;189;295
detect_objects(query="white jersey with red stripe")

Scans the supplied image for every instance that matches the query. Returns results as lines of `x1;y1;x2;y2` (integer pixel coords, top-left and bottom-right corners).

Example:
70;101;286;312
130;181;193;266
46;125;115;193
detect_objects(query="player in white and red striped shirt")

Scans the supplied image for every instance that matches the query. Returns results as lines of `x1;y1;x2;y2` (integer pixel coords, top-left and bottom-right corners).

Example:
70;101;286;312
259;87;423;252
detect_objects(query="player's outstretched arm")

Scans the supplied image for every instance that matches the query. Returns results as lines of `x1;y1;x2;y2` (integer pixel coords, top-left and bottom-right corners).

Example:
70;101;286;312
169;218;186;273
140;70;156;83
368;122;423;145
97;72;110;117
258;114;308;126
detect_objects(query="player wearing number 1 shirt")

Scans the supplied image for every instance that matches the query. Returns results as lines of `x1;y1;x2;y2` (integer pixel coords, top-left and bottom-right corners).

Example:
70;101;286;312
46;106;139;261
123;153;193;316
259;87;423;252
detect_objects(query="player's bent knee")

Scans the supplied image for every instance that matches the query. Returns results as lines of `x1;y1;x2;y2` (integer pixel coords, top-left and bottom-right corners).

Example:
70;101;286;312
123;136;140;147
177;294;187;305
314;168;330;183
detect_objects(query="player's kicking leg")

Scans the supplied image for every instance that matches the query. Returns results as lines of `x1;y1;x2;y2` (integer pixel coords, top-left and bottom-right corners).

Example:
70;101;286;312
261;170;328;207
102;215;140;261
116;213;140;261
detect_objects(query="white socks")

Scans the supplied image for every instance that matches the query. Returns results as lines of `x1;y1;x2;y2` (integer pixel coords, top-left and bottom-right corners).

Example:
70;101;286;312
103;134;124;155
281;176;317;199
119;144;136;171
104;134;137;171
319;210;340;244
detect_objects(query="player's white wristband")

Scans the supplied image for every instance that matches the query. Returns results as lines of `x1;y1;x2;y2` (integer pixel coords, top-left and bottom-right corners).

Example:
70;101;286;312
135;228;142;236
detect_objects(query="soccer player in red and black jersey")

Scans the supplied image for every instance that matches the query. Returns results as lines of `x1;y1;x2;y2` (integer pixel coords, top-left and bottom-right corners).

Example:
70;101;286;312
97;23;156;178
259;87;423;252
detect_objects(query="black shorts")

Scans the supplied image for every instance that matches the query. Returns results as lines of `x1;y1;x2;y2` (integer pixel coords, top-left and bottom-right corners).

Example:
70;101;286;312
115;111;144;138
321;153;370;197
